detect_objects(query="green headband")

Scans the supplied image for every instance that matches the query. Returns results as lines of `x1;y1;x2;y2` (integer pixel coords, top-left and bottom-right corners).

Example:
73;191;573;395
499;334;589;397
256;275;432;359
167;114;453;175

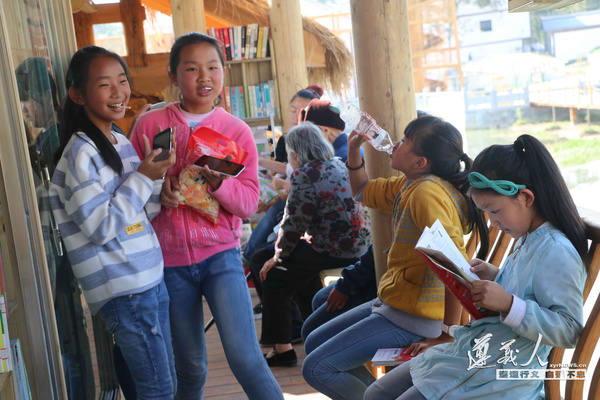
468;172;526;196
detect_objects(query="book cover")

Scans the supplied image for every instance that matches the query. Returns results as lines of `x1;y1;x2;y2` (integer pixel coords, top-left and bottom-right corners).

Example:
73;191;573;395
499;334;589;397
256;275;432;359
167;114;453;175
371;348;415;367
238;86;247;119
261;27;269;58
415;220;498;320
257;27;264;60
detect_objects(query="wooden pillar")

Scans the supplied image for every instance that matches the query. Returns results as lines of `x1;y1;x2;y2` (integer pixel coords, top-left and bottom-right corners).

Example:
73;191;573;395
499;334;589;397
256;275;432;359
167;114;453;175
349;0;417;282
120;0;147;67
171;0;207;39
569;107;578;125
269;0;308;133
72;11;94;48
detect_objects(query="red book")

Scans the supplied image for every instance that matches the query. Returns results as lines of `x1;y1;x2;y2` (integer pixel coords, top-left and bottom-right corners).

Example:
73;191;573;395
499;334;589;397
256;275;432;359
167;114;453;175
415;220;499;320
216;28;227;60
223;27;232;61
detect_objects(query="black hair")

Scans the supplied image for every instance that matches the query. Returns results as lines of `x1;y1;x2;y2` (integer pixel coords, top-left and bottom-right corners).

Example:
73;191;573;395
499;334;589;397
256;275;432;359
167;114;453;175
54;46;131;174
169;32;225;106
291;84;323;103
405;115;489;259
169;32;225;75
470;134;587;263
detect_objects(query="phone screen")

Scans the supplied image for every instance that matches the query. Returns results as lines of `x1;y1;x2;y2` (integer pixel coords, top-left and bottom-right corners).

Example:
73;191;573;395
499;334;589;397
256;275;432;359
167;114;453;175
152;127;172;161
195;155;245;177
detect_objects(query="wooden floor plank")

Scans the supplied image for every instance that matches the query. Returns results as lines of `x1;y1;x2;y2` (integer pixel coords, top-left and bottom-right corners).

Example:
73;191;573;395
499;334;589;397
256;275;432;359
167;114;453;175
203;289;329;399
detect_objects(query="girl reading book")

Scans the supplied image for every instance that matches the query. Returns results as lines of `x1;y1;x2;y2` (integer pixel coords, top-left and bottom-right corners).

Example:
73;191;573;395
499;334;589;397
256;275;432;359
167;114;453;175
364;134;587;400
302;115;488;400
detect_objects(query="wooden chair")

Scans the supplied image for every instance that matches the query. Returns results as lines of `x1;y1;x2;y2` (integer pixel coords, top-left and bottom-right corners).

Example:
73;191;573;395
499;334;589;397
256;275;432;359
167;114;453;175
545;209;600;400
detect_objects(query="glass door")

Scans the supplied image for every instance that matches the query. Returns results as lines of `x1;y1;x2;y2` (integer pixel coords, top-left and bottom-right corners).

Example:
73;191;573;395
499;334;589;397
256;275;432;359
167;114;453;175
0;0;94;398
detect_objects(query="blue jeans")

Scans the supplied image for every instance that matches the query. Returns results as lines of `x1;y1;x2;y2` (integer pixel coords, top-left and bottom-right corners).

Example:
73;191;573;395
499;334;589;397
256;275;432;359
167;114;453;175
164;248;283;400
302;300;423;400
97;280;176;400
300;283;377;342
363;362;426;400
242;200;285;262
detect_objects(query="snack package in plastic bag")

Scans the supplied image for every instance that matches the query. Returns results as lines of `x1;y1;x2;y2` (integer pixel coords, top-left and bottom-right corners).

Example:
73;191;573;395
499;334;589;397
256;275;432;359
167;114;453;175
174;164;221;225
185;126;249;166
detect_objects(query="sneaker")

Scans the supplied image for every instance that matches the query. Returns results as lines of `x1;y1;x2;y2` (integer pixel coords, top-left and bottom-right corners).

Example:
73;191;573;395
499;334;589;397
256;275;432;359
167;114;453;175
264;348;297;367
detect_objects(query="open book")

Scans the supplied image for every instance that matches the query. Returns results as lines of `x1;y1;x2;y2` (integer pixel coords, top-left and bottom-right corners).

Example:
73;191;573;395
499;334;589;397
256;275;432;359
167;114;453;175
415;220;498;320
371;348;415;367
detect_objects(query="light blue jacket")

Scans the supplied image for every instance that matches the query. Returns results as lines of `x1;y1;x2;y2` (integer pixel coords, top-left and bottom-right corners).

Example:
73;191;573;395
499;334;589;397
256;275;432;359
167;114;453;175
410;224;585;400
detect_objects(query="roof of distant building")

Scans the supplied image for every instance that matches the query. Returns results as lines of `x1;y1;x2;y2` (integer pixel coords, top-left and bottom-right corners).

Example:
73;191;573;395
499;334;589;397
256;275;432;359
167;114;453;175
541;10;600;33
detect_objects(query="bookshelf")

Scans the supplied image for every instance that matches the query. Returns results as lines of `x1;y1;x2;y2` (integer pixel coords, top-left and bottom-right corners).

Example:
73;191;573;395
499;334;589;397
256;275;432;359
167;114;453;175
223;39;282;128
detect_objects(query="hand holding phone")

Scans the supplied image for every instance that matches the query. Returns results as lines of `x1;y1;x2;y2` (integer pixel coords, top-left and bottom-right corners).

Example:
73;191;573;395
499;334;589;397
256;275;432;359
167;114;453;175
194;155;245;177
153;127;172;161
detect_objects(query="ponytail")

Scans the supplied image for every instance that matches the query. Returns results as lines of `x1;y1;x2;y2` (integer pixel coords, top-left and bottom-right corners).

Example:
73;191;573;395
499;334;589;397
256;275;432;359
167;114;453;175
406;116;489;259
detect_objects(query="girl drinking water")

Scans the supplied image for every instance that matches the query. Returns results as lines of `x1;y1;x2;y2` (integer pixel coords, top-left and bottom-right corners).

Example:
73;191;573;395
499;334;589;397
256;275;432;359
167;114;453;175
302;115;488;400
50;46;177;399
129;32;283;400
364;134;587;400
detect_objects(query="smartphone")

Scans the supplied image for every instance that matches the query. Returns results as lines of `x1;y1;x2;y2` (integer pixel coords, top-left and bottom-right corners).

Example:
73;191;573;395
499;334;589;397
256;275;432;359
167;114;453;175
148;101;166;111
195;155;246;177
152;127;172;161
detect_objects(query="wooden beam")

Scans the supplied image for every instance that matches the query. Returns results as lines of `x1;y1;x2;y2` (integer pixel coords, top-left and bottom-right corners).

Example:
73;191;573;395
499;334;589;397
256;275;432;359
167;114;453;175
171;0;207;38
120;0;148;67
349;0;416;282
269;0;308;133
90;3;121;25
73;11;95;48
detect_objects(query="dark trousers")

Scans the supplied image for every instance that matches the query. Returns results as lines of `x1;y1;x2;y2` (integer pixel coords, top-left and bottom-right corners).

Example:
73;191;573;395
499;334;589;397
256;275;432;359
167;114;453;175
253;240;358;344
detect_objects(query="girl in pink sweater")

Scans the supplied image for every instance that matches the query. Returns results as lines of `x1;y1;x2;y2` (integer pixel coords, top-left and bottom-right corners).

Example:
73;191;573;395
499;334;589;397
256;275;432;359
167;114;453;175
130;32;283;400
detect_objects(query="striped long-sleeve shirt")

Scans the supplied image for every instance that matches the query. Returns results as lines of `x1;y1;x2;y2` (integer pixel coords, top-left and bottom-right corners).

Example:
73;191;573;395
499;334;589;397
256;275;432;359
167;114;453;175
49;130;164;314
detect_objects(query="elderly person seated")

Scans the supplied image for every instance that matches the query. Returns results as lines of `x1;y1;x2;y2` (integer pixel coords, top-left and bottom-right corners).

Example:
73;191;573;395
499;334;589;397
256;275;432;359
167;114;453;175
249;121;371;367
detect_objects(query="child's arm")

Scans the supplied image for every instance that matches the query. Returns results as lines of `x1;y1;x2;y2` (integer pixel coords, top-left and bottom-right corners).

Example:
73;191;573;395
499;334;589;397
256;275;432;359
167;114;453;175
477;243;585;348
469;258;500;281
347;130;369;197
62;141;163;245
259;158;287;175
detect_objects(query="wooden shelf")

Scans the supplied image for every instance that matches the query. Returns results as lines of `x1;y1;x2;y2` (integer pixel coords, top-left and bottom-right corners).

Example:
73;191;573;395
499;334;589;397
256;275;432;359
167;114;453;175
0;371;12;394
226;57;272;65
243;116;282;127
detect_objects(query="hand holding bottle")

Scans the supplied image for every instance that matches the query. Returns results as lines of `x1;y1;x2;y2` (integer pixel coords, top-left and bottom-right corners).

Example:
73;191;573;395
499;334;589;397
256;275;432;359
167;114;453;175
340;104;394;154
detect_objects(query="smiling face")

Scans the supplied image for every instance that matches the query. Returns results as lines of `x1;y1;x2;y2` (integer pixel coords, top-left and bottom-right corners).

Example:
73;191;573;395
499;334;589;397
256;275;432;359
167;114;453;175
169;42;224;115
71;55;130;135
471;190;542;239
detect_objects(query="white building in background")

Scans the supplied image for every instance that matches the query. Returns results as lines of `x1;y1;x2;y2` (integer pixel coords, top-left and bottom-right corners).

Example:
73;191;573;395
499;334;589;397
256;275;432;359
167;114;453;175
540;10;600;63
456;0;531;62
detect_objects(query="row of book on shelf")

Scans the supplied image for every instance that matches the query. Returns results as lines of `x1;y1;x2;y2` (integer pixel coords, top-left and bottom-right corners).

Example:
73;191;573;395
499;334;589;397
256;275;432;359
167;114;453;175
0;295;30;400
221;81;278;120
208;24;269;62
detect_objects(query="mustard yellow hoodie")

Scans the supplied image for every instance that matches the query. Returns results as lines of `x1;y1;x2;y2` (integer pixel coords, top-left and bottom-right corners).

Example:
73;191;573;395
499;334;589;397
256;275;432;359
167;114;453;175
362;174;471;320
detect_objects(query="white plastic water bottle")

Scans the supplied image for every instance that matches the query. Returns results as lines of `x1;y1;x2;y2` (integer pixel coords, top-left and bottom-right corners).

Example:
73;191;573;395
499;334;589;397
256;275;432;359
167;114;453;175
340;103;394;154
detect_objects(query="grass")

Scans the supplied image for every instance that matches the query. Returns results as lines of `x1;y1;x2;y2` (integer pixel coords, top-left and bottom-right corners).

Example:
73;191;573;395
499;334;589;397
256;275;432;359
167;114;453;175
548;139;600;167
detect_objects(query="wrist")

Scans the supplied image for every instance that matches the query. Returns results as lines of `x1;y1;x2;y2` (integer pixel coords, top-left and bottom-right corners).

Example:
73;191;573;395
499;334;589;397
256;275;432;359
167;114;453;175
345;158;365;171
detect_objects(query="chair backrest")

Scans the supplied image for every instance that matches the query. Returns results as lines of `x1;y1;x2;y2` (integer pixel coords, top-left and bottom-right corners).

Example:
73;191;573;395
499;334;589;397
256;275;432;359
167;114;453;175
545;210;600;400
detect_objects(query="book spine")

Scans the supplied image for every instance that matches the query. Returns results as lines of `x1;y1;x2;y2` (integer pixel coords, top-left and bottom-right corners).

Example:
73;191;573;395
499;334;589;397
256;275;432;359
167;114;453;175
216;28;226;60
251;24;259;59
232;26;239;60
224;86;232;114
255;85;262;117
241;26;247;60
238;86;247;119
209;27;216;39
269;80;277;117
223;27;232;61
261;27;269;58
257;27;264;59
230;86;239;118
246;86;253;118
263;82;272;116
0;295;10;372
245;24;252;60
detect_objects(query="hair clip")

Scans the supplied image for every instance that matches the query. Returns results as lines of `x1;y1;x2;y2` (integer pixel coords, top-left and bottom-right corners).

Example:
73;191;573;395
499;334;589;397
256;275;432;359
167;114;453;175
468;172;526;196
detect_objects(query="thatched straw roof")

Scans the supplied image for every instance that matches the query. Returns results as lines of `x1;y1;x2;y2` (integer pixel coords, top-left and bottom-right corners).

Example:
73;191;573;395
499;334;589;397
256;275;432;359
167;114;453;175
141;0;354;95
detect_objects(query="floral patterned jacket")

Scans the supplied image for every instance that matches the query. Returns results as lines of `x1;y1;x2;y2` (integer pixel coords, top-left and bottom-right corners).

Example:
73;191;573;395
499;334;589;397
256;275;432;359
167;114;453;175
275;157;371;260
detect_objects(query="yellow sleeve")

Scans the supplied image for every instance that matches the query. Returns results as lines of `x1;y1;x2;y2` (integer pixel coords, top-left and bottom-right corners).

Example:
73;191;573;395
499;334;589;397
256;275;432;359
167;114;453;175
409;181;468;259
362;176;405;213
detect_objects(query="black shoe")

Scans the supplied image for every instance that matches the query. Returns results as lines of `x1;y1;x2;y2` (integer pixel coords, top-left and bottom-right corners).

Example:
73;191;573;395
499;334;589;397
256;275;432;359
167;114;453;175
264;348;297;367
253;302;263;314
